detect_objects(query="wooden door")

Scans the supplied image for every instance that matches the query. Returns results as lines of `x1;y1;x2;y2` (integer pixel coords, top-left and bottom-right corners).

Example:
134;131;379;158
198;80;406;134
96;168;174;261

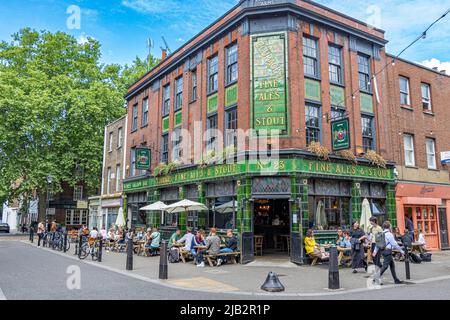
413;206;439;250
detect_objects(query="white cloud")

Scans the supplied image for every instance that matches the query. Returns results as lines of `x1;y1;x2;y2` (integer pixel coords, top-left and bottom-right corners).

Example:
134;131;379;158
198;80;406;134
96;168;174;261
420;58;450;75
77;34;95;45
121;0;180;14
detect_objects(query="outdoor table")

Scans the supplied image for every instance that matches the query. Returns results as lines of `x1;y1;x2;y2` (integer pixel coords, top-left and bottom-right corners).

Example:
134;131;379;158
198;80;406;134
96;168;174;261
411;242;425;254
337;247;352;266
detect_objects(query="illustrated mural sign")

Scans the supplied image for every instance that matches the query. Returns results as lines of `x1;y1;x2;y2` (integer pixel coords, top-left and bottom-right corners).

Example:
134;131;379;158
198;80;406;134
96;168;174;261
251;33;288;135
331;118;350;151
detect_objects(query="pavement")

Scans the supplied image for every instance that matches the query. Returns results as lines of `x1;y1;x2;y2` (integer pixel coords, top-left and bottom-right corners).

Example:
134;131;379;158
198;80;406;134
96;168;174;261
2;237;450;300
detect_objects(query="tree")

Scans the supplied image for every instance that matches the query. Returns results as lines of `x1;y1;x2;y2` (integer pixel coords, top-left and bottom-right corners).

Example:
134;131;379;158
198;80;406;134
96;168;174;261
0;29;148;217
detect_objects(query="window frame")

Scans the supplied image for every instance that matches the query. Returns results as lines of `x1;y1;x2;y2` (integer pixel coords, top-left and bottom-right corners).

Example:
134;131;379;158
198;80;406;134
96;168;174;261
421;83;432;112
116;164;121;192
141;98;149;127
131;104;138;132
207;114;218;152
426;138;437;170
117;127;123;148
403;134;415;167
399;76;411;106
106;167;111;194
358;54;372;93
361;114;375;152
191;69;197;102
305;102;322;146
328;44;343;85
171;127;182;162
73;185;83;201
225;107;238;149
161;134;169;164
174;77;183;111
207;54;219;94
108;132;113;152
303;36;319;78
162;84;171;117
130;147;136;177
225;43;238;86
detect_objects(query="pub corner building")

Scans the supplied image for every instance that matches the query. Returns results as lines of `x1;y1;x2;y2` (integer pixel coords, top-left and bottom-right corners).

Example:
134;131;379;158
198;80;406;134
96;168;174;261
121;0;449;264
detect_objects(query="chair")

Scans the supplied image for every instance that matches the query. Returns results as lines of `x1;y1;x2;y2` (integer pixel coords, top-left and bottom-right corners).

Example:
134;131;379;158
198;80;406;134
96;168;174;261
254;235;264;256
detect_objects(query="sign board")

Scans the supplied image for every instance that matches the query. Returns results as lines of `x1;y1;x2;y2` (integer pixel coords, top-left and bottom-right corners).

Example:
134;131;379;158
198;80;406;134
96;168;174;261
441;151;450;164
136;147;151;170
77;201;88;209
251;33;288;135
331;118;350;151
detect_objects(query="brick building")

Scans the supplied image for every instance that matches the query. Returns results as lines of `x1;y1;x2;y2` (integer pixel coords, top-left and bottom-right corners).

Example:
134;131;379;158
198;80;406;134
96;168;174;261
385;56;450;250
89;115;128;230
121;0;403;264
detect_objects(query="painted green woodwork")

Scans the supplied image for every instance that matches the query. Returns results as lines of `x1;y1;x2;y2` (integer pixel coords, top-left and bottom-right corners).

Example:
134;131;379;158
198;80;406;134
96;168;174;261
207;94;218;113
251;32;289;135
331;118;350;151
178;186;187;233
387;183;397;227
124;159;395;192
198;183;207;229
162;117;170;132
174;111;182;127
360;93;374;114
291;176;300;232
225;84;238;107
330;85;345;107
351;181;362;222
300;178;309;236
236;177;252;233
305;79;322;102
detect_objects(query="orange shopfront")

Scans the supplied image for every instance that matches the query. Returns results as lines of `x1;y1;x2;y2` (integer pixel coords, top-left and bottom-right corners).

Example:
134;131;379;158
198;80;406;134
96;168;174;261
396;183;450;251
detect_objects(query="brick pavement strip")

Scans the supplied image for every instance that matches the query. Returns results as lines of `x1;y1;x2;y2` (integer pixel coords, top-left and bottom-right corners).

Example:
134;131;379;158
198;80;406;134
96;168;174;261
21;240;450;296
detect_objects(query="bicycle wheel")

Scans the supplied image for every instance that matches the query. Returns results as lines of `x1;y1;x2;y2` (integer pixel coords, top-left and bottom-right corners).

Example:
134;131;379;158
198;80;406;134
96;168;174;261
91;244;99;261
79;243;89;260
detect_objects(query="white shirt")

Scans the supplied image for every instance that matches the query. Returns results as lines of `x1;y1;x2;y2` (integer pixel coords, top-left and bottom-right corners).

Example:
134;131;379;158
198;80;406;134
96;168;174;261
100;229;107;239
90;230;99;238
418;233;426;247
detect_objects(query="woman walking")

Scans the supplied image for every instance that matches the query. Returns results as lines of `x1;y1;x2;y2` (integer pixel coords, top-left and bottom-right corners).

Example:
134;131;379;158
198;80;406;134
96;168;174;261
350;221;368;273
37;221;45;247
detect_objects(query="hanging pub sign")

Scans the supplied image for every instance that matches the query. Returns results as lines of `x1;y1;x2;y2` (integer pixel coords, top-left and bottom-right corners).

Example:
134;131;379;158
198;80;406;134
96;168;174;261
331;118;350;151
136;147;151;170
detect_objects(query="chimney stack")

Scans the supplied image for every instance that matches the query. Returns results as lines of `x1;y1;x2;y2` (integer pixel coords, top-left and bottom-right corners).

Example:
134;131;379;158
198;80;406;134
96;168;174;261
161;49;167;60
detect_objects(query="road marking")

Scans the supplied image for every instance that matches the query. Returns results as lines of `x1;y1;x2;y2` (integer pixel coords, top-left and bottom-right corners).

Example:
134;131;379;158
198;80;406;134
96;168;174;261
0;287;6;300
168;277;239;292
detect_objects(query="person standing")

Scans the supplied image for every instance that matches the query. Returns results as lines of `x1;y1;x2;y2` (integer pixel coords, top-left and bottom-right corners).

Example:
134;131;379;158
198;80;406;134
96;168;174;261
369;216;383;270
350;221;368;273
37;221;45;247
405;214;414;243
374;221;404;285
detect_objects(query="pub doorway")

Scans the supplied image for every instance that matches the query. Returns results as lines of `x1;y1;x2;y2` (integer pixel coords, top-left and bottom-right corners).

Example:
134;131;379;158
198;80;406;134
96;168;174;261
253;199;290;257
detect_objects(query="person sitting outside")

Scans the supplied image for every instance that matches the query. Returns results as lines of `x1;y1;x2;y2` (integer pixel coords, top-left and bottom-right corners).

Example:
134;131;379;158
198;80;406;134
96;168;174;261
338;231;352;249
304;229;329;265
100;226;107;240
117;227;125;245
191;230;206;263
415;229;427;253
196;228;221;267
217;229;238;266
336;228;344;245
148;227;161;256
169;228;182;249
177;228;194;252
89;227;99;239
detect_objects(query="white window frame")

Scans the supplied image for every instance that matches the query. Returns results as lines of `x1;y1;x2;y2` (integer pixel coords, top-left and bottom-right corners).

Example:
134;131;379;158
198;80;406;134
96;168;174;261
426;138;437;169
399;76;410;106
403;134;415;167
107;167;111;194
421;83;432;111
116;165;121;192
109;132;113;152
74;186;83;201
118;127;123;148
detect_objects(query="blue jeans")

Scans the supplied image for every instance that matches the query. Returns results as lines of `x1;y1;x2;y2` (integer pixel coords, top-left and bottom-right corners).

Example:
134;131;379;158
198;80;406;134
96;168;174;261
219;248;235;263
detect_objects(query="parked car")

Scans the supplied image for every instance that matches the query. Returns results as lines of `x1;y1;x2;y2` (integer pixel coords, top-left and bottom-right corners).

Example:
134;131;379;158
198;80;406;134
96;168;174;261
0;223;10;233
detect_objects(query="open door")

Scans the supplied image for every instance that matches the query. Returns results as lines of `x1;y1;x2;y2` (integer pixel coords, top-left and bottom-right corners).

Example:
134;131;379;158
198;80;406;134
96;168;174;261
439;208;449;250
290;199;304;264
240;232;254;264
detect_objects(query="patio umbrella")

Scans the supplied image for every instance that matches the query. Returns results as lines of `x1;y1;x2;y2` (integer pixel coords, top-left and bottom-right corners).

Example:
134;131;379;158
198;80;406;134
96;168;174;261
315;200;326;230
214;200;238;213
140;201;168;211
115;207;126;227
360;198;372;233
165;199;208;213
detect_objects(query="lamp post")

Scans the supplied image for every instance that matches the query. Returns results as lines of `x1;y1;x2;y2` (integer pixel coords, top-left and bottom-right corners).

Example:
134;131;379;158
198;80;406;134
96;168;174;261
45;175;53;232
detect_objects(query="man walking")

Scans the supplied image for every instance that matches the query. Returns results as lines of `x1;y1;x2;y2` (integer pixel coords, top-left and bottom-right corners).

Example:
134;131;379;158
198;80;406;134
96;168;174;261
374;221;404;285
369;216;383;270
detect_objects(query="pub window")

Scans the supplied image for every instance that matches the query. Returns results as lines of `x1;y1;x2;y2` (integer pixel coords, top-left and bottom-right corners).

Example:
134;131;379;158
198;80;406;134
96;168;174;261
174;77;183;111
208;54;219;93
421;83;432;111
226;43;238;85
303;36;319;77
132;104;138;132
426;138;436;169
403;134;415;167
162;84;171;117
305;103;321;145
207;114;218;152
361;115;375;152
399;76;410;106
225;108;237;149
191;69;197;102
328;45;343;84
207;197;236;230
358;54;371;92
142;98;149;126
161;134;169;164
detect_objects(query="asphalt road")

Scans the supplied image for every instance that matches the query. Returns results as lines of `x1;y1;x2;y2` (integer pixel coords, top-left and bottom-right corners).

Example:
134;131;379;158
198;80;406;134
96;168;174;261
1;241;450;300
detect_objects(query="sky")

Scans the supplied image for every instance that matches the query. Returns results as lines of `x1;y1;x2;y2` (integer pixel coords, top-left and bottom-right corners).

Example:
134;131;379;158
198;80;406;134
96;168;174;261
0;0;449;72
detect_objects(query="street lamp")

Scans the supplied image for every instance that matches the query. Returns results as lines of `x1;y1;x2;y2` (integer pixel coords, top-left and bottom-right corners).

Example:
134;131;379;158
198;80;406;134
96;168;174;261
45;175;53;232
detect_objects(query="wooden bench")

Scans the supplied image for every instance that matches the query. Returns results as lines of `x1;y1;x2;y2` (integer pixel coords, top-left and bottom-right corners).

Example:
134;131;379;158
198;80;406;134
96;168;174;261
337;247;352;267
204;252;241;267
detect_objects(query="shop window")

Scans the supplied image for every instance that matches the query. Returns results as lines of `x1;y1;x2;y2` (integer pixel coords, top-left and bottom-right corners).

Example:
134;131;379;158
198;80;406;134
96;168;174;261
308;196;351;230
207;197;236;230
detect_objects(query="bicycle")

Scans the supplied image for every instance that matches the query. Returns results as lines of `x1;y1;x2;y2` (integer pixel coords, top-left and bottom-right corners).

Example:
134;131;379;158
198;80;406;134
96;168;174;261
79;238;100;261
53;231;70;252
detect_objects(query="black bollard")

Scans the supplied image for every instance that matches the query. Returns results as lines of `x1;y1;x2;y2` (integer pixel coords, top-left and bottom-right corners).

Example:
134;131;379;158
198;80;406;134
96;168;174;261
98;239;103;262
30;227;34;243
159;240;168;280
63;232;68;253
405;250;411;280
74;235;79;255
328;246;340;290
126;238;133;270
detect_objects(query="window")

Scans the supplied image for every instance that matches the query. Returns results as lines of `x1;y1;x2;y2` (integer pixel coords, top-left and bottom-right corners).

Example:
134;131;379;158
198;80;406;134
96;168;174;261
161;134;169;164
132;104;138;131
399;76;410;106
403;134;415;167
74;185;83;201
106;167;111;194
163;84;170;117
207;114;218;152
426;138;436;169
361;115;375;152
65;209;86;225
328;45;343;84
116;165;121;192
172;127;182;162
108;132;113;152
208;55;219;93
226;43;238;84
305;103;321;145
358;54;371;92
174;77;183;111
331;107;345;120
422;83;432;111
191;70;197;101
225;108;237;149
117;127;123;148
142;98;149;126
130;148;136;177
303;37;319;77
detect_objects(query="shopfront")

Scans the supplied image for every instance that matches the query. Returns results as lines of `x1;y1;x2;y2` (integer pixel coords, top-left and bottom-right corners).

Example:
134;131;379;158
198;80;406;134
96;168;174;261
396;182;450;250
101;197;122;230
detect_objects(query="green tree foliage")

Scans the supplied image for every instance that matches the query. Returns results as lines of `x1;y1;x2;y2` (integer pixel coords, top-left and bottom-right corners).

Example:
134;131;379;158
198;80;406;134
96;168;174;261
0;28;158;202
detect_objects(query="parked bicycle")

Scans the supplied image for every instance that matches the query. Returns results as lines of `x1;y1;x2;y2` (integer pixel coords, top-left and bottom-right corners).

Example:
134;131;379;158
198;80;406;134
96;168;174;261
79;238;100;261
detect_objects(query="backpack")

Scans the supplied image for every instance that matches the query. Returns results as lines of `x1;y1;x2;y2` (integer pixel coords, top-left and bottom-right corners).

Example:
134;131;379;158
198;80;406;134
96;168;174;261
375;231;386;250
168;247;180;263
410;252;422;264
420;253;432;262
